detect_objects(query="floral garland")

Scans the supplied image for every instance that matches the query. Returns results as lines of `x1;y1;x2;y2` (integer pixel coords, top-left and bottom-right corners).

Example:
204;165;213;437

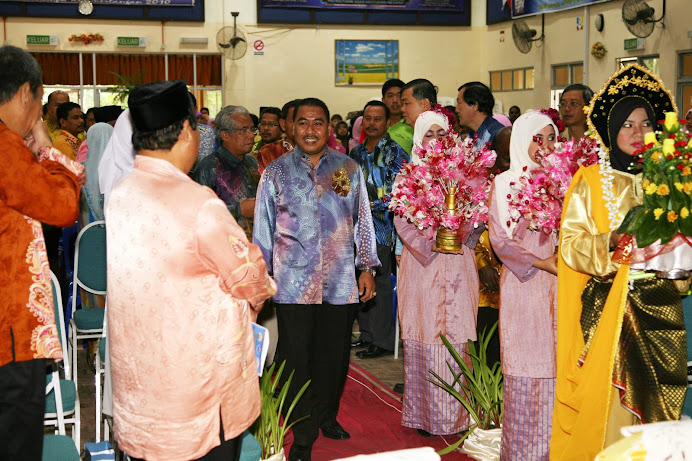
432;104;457;128
388;132;496;232
507;136;600;234
591;42;607;59
598;143;621;231
540;107;566;135
68;33;104;45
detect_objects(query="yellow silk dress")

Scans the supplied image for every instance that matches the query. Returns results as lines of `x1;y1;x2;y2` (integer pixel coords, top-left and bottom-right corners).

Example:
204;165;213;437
551;164;686;460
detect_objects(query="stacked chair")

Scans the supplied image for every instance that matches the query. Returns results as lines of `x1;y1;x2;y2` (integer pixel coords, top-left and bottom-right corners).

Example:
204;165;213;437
66;220;109;443
45;271;81;460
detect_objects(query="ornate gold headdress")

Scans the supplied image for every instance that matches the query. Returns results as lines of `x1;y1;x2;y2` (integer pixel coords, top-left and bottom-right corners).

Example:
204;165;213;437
587;63;676;149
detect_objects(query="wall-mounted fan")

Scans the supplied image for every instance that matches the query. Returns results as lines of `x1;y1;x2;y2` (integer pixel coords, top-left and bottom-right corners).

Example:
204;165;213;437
512;15;545;54
622;0;665;38
217;12;247;60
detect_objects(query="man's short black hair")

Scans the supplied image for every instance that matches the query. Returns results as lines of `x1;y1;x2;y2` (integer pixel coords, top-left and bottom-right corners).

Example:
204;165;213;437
561;84;594;105
260;106;281;120
509;105;521;112
249;113;259;128
382;78;405;97
201;106;209;113
402;79;437;106
0;45;43;104
42;103;48;116
281;99;300;121
57;101;81;122
331;114;343;121
132;113;197;151
293;97;330;123
363;100;390;119
457;81;494;116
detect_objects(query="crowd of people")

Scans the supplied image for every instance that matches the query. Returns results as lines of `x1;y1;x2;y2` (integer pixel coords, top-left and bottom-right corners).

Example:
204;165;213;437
2;43;692;461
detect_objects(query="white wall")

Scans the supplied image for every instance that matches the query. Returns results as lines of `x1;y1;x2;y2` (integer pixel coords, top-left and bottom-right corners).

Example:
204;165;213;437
5;0;692;116
486;0;692;113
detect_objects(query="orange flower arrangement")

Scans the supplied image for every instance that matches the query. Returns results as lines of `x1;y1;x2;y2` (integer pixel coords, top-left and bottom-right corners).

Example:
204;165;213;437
68;33;104;45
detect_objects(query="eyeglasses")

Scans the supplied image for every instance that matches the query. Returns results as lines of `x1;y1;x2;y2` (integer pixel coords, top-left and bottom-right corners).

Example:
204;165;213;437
259;122;280;128
558;101;584;109
230;126;258;136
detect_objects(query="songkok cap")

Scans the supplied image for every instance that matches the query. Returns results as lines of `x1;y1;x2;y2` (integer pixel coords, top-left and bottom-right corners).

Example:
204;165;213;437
93;105;123;124
587;64;676;149
128;80;193;132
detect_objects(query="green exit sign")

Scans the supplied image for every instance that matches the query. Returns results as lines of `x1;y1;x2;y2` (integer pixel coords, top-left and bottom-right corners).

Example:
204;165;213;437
26;35;57;46
117;36;147;47
624;38;646;51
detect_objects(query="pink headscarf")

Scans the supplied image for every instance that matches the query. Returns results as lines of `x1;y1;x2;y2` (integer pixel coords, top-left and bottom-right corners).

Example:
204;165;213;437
493;113;512;127
328;125;346;154
348;116;363;152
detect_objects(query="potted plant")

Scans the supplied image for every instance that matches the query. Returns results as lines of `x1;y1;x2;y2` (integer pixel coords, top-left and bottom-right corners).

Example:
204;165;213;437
429;322;503;459
252;361;310;461
110;70;146;106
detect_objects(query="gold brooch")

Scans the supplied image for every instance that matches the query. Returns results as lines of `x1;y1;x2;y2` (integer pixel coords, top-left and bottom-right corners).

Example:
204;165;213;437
332;168;352;197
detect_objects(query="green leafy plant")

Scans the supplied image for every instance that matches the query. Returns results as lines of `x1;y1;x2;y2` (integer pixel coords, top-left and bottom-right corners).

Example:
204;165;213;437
252;361;311;459
428;322;503;455
109;70;146;106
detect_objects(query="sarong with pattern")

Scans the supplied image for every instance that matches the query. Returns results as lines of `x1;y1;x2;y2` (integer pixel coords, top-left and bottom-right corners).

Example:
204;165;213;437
401;340;469;435
581;276;687;423
500;375;554;460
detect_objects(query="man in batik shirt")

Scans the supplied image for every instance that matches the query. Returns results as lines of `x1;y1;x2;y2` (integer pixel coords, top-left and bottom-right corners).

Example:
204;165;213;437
349;100;408;359
254;98;379;461
44;90;69;142
256;99;299;171
193;105;260;239
456;81;504;149
53;101;85;161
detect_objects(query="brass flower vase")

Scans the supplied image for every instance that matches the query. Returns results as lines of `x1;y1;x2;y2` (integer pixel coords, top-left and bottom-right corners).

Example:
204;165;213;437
436;187;462;252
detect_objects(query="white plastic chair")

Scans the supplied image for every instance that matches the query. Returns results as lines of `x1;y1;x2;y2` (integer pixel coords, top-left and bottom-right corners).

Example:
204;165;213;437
46;271;81;451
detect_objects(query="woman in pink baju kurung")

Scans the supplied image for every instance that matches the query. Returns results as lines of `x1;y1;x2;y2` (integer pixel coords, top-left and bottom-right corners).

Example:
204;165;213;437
488;112;559;460
395;111;479;436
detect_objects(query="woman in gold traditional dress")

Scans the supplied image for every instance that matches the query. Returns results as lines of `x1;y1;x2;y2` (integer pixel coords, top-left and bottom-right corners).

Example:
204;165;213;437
551;64;688;460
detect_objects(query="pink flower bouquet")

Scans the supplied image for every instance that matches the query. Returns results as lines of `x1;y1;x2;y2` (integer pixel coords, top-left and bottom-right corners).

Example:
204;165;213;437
506;136;600;234
389;132;497;237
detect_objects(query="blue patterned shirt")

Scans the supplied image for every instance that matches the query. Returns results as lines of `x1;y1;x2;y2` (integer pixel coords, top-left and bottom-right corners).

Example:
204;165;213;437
349;134;409;247
468;115;505;149
253;147;380;305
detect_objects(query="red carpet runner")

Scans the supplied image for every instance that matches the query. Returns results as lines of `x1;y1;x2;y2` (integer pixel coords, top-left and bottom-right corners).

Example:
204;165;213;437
285;363;472;460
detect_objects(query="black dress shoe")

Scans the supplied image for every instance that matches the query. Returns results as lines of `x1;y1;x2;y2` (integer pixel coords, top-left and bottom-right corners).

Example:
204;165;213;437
351;338;371;349
289;443;312;461
417;428;435;437
356;344;393;359
321;423;351;440
393;382;404;394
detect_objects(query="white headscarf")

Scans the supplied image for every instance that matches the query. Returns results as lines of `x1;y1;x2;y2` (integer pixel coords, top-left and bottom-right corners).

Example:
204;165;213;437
84;123;114;221
411;111;450;164
493;111;557;238
98;109;135;211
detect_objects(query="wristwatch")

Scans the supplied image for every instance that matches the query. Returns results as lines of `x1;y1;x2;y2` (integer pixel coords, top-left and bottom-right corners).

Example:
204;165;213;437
364;268;376;277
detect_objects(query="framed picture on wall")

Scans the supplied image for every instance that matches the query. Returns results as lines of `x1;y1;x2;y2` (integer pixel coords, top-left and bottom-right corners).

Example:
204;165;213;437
486;0;512;24
335;40;399;87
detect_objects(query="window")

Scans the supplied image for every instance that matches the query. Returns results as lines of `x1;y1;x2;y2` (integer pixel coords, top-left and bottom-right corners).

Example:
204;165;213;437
551;62;583;89
616;55;660;75
489;67;534;92
678;51;692;114
551;62;584;109
35;52;223;113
